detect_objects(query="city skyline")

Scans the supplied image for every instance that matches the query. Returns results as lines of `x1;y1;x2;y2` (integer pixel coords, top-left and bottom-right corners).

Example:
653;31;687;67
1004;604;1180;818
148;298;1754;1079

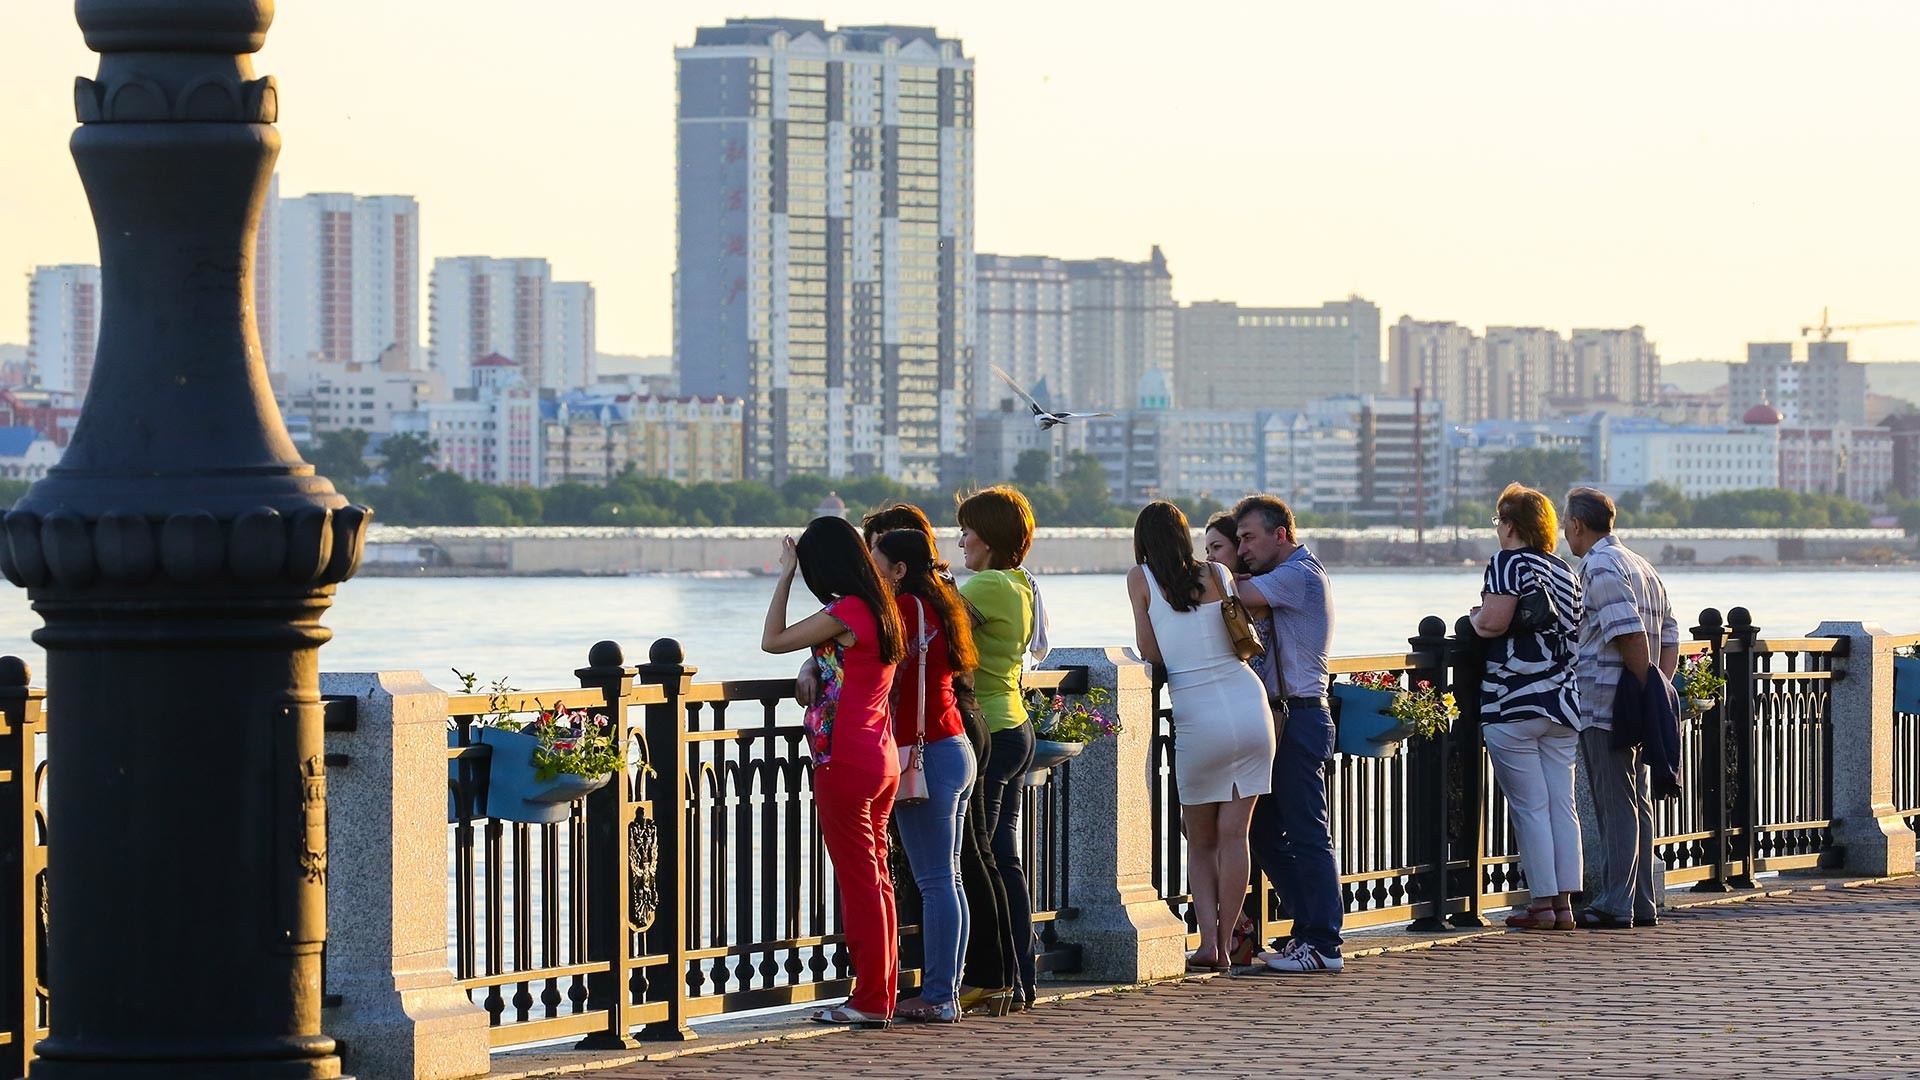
3;2;1918;363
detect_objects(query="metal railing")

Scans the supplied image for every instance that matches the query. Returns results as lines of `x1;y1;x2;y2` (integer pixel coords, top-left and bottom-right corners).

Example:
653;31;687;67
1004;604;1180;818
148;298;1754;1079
1147;605;1854;941
442;642;1082;1048
1887;633;1920;836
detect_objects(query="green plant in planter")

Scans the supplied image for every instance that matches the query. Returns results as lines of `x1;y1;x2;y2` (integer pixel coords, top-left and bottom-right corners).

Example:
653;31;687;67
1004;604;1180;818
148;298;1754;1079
1673;656;1725;707
1349;671;1457;739
450;668;635;781
1026;687;1120;744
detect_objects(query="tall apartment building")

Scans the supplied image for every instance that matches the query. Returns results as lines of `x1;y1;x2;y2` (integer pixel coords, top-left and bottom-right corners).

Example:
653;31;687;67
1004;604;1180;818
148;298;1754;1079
1066;248;1175;413
1727;341;1868;428
1175;296;1381;411
428;257;597;392
1558;326;1660;407
974;254;1072;414
545;282;597;392
675;18;974;485
26;265;102;396
1480;327;1560;422
272;191;420;392
1306;394;1447;524
1083;408;1264;506
1387;317;1482;424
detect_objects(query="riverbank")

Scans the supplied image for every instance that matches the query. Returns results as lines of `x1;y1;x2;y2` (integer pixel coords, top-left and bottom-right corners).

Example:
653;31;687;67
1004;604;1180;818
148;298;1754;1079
359;525;1917;576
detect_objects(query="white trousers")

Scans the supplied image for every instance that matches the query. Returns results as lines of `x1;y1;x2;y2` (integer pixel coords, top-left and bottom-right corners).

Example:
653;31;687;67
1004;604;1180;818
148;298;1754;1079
1483;717;1584;899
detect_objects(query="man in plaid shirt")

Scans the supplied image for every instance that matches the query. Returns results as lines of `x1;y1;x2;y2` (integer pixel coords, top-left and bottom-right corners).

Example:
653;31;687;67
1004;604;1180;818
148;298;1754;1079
1564;487;1679;930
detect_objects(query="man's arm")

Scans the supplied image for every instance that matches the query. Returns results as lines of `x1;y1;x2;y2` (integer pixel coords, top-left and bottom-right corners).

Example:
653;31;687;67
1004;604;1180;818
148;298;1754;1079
1615;631;1652;681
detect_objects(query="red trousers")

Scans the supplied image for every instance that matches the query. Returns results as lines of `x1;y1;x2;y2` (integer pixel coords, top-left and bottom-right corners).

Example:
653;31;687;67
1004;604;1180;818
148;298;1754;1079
815;760;899;1016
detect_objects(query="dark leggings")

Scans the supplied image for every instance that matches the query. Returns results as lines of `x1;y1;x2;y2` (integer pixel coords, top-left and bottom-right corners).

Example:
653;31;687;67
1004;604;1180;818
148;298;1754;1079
979;722;1036;998
957;697;1015;990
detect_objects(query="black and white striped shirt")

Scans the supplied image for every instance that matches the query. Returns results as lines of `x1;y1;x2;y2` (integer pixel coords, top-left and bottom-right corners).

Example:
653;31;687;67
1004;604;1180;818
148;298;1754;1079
1481;547;1581;726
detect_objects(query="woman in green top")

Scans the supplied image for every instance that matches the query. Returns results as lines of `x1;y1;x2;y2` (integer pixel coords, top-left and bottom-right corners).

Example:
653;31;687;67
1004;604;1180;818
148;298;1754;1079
955;485;1040;1011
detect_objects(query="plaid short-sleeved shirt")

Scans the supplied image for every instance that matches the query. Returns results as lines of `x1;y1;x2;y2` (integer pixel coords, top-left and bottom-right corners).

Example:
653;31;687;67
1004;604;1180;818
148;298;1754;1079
1573;535;1679;731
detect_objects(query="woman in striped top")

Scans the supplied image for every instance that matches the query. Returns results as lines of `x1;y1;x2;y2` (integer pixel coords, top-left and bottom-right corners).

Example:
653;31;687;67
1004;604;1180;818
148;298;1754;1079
1469;483;1584;931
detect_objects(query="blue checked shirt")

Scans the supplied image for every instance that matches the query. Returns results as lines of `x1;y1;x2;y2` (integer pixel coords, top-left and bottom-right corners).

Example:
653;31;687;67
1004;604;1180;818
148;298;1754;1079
1573;535;1679;731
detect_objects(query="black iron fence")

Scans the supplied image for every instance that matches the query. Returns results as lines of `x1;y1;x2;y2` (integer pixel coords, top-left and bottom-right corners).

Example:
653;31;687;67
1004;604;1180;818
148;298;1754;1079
442;641;1081;1049
1149;606;1853;942
1890;633;1920;837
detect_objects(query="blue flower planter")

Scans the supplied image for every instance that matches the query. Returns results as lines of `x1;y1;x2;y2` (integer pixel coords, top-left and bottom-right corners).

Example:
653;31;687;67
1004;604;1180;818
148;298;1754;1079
1895;656;1920;715
1332;684;1413;758
1026;738;1084;786
447;726;612;824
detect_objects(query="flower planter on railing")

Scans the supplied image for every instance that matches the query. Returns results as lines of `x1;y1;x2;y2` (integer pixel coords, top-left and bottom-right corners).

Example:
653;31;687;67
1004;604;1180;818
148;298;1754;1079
1331;684;1412;758
1895;655;1920;714
447;727;611;824
1026;738;1084;785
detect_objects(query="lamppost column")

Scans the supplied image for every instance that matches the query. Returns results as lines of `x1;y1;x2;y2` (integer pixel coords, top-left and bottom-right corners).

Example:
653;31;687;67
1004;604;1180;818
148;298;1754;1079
2;2;364;1076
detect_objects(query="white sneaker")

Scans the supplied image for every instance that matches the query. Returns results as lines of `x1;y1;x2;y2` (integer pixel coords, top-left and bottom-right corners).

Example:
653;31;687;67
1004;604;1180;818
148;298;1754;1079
1262;942;1344;974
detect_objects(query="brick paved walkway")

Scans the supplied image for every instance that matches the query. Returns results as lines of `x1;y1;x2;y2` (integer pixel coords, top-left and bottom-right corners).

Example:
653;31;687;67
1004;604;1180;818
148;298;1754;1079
548;879;1920;1079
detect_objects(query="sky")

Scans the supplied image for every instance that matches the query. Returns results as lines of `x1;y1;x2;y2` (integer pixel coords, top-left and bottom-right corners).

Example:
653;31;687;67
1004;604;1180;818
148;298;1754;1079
2;1;1917;363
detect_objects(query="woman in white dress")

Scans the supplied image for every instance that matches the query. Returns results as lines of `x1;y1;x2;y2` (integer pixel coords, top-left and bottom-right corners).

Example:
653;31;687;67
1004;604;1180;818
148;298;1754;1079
1126;501;1276;971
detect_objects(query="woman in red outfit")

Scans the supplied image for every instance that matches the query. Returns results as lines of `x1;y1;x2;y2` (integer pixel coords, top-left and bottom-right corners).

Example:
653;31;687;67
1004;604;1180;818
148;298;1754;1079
761;516;908;1028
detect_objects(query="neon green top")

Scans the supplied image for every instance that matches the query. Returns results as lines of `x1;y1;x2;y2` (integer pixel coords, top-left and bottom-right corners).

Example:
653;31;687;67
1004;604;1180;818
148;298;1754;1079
959;568;1034;732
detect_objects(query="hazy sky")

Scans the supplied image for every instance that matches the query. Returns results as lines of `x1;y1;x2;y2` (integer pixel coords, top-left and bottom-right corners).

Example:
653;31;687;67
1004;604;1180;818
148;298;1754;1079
3;1;1917;363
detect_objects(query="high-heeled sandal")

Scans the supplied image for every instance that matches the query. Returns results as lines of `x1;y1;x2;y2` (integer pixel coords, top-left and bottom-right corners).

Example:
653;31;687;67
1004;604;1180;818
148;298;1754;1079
957;985;1013;1016
1505;902;1572;931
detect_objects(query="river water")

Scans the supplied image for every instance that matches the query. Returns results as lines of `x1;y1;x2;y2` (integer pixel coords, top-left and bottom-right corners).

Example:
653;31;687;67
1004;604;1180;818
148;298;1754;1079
0;565;1910;690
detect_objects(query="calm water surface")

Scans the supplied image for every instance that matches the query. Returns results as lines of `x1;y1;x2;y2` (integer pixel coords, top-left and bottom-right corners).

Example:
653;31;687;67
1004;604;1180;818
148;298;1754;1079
0;565;1912;690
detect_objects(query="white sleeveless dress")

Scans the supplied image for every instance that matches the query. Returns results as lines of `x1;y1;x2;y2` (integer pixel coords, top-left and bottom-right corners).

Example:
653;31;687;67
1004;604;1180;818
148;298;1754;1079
1146;564;1276;804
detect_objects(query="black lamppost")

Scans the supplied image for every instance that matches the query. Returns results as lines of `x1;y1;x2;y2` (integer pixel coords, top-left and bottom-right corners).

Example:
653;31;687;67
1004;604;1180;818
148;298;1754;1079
2;2;363;1075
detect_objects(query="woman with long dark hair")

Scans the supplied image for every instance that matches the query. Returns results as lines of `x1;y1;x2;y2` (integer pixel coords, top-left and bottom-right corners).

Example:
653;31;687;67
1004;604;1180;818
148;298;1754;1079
857;504;1018;1018
1126;501;1274;971
874;528;980;1022
761;516;907;1027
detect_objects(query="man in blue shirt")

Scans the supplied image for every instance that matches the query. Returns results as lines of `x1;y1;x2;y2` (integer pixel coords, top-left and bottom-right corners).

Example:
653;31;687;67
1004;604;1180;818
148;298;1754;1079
1232;495;1343;973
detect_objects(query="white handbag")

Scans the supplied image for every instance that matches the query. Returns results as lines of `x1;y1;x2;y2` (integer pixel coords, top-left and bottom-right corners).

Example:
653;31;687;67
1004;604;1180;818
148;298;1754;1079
896;596;931;805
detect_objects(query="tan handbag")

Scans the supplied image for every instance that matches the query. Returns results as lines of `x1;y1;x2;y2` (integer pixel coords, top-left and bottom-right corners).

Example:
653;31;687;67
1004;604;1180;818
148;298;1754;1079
895;597;931;805
1214;561;1266;663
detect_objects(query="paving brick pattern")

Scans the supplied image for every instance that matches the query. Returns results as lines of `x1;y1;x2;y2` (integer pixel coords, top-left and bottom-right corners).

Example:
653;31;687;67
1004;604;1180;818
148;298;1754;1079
569;880;1920;1079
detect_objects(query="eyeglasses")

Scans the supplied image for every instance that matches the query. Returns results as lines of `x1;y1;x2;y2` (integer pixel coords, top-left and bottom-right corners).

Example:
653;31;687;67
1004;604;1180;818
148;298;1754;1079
1490;515;1506;527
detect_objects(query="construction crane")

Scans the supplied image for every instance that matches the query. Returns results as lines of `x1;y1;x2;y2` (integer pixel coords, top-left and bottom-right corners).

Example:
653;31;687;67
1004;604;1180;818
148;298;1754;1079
1799;307;1919;342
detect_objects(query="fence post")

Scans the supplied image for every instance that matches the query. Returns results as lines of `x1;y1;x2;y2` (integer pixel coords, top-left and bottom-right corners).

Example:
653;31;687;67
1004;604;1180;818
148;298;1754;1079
1689;609;1730;892
634;639;696;1042
1404;617;1457;931
1441;616;1491;929
1724;608;1760;889
1045;647;1189;983
318;670;489;1080
0;658;43;1080
575;641;650;1049
1814;621;1917;877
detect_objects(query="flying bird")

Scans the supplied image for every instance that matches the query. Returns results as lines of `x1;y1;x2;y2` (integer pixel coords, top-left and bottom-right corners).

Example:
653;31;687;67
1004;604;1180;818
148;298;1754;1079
992;366;1114;431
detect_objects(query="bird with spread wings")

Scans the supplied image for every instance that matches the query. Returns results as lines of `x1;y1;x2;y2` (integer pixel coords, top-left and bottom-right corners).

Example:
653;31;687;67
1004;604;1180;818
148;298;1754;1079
992;366;1115;431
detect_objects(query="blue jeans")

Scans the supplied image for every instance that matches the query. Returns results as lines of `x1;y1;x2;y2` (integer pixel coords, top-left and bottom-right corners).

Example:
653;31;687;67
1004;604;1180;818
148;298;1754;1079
894;735;977;1005
1248;701;1344;954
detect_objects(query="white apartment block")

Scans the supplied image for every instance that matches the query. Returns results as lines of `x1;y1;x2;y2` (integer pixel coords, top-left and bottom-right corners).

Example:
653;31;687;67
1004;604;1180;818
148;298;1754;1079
430;257;597;393
26;265;102;396
1605;425;1778;498
392;355;541;486
975;255;1072;414
544;282;598;392
272;190;420;393
1777;425;1893;503
309;364;445;436
1084;408;1263;505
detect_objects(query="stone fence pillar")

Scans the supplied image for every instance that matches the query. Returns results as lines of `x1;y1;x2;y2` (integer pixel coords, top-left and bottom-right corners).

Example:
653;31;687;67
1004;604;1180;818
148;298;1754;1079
1044;647;1188;983
1813;623;1918;877
320;672;489;1080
